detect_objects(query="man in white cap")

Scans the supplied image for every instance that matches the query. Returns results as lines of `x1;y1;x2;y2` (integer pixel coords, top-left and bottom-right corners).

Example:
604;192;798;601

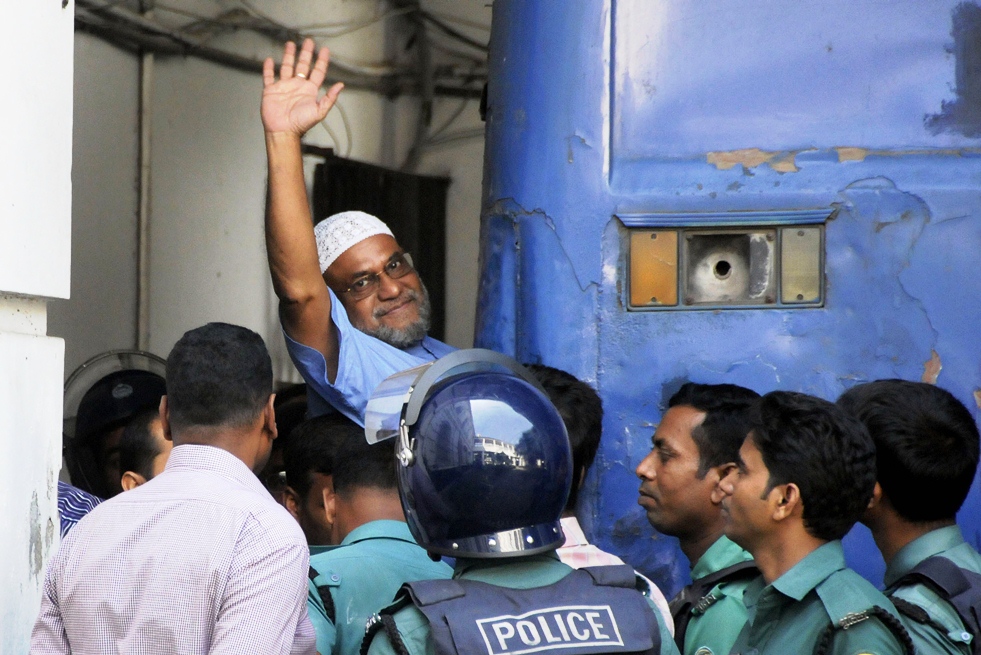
261;39;454;424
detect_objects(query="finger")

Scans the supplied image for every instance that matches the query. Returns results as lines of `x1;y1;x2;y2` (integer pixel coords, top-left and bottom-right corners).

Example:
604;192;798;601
308;46;331;88
318;83;345;117
262;57;275;87
295;38;316;80
279;41;297;79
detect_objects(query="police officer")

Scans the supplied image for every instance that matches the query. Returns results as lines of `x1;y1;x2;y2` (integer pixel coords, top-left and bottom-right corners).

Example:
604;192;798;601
361;350;680;655
305;418;451;655
636;382;760;655
719;391;913;655
839;379;981;655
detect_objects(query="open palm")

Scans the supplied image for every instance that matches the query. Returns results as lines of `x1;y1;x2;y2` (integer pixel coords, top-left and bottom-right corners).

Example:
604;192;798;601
261;39;344;137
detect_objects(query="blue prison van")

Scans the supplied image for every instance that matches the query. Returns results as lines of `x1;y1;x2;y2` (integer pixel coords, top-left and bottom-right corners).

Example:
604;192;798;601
476;0;981;595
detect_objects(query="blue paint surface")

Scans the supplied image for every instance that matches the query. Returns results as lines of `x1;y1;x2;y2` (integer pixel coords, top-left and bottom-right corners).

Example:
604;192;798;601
479;0;981;598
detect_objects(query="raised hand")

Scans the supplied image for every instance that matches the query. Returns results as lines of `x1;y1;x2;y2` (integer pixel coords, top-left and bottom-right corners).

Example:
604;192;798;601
261;39;344;137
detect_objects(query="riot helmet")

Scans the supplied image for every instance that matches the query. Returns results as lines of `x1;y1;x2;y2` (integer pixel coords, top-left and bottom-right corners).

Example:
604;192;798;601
64;350;167;497
365;349;572;558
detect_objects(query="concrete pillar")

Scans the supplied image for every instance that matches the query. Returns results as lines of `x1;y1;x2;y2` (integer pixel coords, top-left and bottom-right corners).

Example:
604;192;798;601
0;2;74;650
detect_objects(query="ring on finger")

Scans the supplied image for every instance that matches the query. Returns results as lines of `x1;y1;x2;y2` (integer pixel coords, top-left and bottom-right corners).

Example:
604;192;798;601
296;72;307;79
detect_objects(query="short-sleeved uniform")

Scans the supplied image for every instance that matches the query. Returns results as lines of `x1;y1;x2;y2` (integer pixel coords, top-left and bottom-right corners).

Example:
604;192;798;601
729;541;908;655
676;535;757;655
365;552;680;655
884;525;981;655
307;520;452;655
285;288;455;424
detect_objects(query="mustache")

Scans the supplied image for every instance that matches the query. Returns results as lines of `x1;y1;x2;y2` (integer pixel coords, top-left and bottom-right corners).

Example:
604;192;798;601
372;288;420;319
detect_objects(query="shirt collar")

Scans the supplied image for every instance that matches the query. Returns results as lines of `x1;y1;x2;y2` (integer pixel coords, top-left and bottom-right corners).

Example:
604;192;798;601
340;519;418;547
691;534;755;579
163;444;268;496
770;540;846;601
884;524;965;586
404;338;438;359
560;516;588;547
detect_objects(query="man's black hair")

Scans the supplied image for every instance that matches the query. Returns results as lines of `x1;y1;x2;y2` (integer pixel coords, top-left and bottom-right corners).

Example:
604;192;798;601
668;382;760;477
119;408;162;480
165;323;272;433
274;383;308;442
331;424;397;496
526;364;603;511
283;414;353;500
750;391;876;541
838;379;980;523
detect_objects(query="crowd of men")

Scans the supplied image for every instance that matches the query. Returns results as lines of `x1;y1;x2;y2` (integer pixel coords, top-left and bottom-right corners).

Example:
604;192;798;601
29;39;981;655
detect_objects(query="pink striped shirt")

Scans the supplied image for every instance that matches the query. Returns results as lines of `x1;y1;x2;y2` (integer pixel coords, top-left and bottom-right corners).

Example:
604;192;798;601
31;444;316;655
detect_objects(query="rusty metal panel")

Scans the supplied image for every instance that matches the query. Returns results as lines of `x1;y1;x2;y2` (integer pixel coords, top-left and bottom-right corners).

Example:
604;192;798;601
781;227;823;304
629;230;678;307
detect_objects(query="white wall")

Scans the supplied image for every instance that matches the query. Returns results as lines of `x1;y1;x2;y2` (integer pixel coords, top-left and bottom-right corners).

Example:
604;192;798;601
49;34;140;376
0;2;74;649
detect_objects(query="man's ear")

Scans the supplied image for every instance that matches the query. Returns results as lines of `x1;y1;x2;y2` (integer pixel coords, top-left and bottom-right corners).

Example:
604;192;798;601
159;396;173;442
264;394;278;440
322;483;337;527
283;486;302;521
771;483;802;521
709;463;736;504
868;481;883;510
120;470;147;491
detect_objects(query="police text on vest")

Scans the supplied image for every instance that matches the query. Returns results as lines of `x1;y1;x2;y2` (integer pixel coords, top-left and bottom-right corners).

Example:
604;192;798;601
476;605;624;655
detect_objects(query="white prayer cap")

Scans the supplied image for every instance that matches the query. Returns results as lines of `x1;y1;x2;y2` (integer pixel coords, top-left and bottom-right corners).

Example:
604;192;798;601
314;211;395;273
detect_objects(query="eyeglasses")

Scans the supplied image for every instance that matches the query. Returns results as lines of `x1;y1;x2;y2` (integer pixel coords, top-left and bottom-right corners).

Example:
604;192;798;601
340;252;415;301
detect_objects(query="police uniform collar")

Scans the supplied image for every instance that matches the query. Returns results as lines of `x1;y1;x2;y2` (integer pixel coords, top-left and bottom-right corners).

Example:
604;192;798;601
340;519;417;547
884;524;966;587
691;534;754;580
769;540;847;602
453;551;565;581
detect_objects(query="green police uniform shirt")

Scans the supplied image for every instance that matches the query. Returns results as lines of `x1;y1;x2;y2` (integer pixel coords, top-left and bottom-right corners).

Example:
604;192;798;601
683;536;757;655
365;552;681;655
884;525;981;655
729;541;907;655
307;520;452;655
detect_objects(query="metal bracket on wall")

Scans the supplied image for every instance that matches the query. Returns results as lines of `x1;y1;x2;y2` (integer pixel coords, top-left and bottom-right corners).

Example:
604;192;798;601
619;209;830;311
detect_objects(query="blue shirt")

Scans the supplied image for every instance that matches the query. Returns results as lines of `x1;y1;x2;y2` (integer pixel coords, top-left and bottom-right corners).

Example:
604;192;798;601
285;288;455;425
307;520;452;655
57;481;103;538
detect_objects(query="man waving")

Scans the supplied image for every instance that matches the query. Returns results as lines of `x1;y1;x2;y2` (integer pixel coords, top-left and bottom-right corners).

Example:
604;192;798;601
261;40;453;423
